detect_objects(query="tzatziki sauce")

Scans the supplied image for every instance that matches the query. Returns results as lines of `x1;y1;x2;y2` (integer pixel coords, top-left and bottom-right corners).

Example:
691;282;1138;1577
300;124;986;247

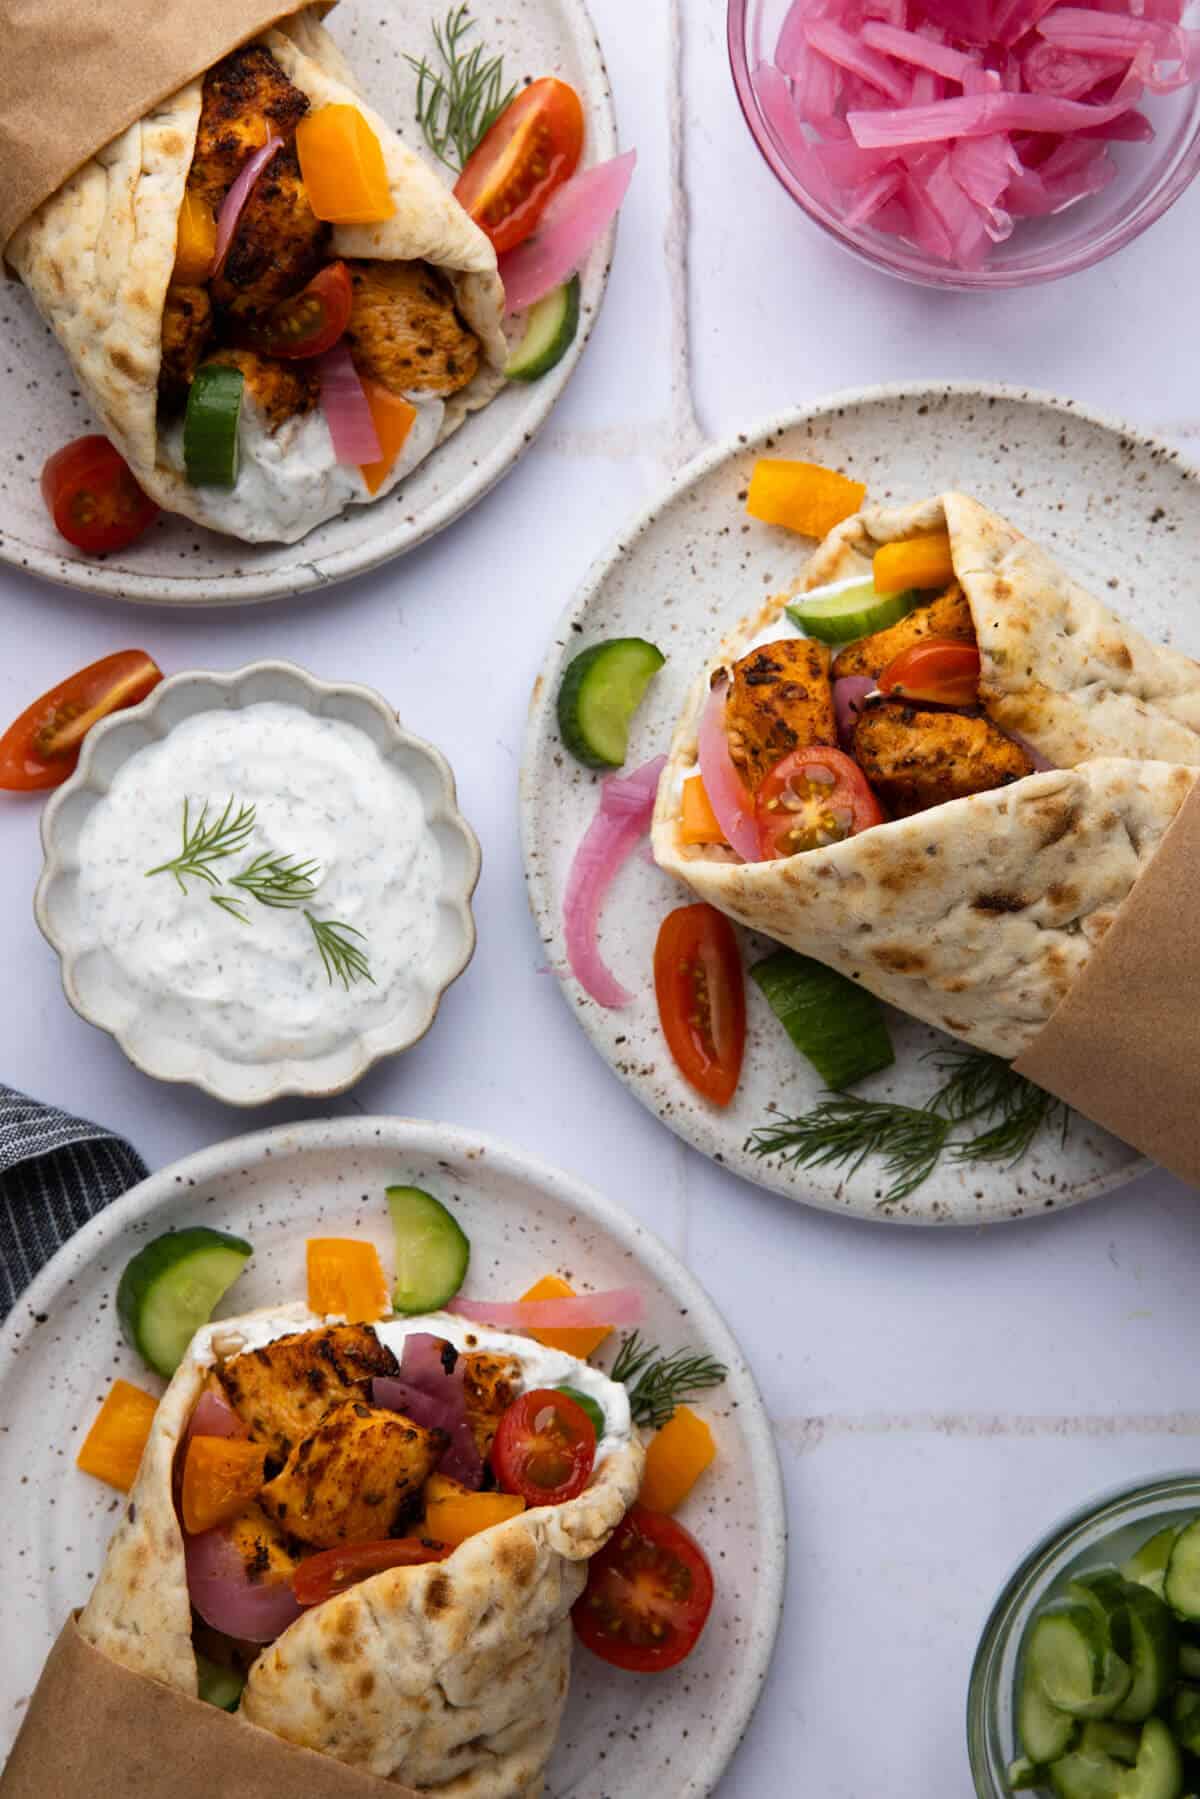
73;702;442;1065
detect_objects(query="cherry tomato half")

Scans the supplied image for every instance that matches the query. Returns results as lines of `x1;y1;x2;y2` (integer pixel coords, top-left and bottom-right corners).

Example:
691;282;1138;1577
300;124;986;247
572;1503;714;1673
454;78;584;254
653;904;746;1108
292;1537;450;1605
0;651;163;791
755;746;884;861
247;261;353;360
490;1388;597;1506
41;436;159;555
877;639;982;708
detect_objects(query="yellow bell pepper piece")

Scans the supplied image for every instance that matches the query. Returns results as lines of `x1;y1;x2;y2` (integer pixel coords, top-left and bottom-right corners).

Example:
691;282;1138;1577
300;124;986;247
680;775;724;845
76;1379;159;1492
180;1436;267;1534
638;1405;716;1514
520;1274;612;1359
746;459;866;538
173;189;216;284
360;381;417;495
425;1489;526;1546
306;1237;389;1323
296;105;396;224
873;531;956;595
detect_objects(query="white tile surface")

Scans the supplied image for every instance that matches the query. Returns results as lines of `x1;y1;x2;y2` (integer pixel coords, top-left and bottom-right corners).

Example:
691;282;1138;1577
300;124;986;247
4;3;1200;1793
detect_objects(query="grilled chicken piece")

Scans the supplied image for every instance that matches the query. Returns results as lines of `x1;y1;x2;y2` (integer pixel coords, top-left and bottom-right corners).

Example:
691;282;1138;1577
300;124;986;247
210;145;330;317
832;582;975;681
459;1351;522;1461
259;1400;445;1547
853;701;1034;817
225;1501;302;1586
344;260;480;398
205;347;317;431
724;639;836;792
219;1325;399;1462
158;286;212;410
188;46;311;215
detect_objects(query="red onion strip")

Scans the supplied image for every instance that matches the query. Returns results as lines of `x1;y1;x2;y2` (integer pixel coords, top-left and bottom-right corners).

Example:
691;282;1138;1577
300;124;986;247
319;343;382;465
697;681;760;863
211;136;283;277
563;754;666;1009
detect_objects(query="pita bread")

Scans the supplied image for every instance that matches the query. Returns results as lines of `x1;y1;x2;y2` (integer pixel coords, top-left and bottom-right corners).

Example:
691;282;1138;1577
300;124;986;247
79;1305;643;1798
652;494;1200;1059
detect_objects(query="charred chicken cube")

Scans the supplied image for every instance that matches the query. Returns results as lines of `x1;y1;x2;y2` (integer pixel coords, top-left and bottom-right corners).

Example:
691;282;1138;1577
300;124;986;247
852;701;1034;817
224;1500;302;1586
158;286;213;410
205;347;318;431
832;582;975;682
258;1400;446;1547
188;46;311;214
344;260;481;398
724;638;836;792
459;1351;522;1461
219;1324;399;1461
209;145;330;317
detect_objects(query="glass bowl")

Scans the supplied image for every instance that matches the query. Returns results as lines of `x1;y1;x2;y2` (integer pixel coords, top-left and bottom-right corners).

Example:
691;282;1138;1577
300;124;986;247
728;0;1200;290
967;1472;1200;1795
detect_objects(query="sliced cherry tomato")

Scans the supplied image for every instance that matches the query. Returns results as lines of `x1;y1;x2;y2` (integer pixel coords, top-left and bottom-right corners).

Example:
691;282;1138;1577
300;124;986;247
291;1537;450;1605
246;261;353;360
572;1503;714;1673
653;903;746;1107
490;1388;596;1506
877;639;982;708
0;651;163;792
41;436;159;555
454;78;584;254
754;746;884;861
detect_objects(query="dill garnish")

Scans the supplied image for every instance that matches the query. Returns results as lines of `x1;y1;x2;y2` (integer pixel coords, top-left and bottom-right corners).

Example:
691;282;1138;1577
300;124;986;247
305;913;375;990
610;1331;728;1429
407;5;517;172
144;797;256;893
228;851;321;911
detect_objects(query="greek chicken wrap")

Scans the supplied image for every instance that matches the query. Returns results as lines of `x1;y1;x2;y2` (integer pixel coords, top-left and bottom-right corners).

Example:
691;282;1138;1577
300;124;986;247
652;493;1200;1059
7;8;507;544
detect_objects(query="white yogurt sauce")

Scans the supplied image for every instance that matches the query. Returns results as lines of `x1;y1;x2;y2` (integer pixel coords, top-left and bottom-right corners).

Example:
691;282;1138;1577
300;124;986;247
73;703;442;1065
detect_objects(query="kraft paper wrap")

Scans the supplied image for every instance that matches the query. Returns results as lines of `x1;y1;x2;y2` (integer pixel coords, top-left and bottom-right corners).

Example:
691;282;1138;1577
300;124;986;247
0;1615;419;1798
1014;777;1200;1189
0;0;332;255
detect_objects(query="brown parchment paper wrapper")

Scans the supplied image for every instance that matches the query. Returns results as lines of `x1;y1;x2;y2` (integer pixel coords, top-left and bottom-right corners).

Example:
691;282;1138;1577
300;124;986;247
0;1615;420;1798
1014;778;1200;1189
0;0;331;254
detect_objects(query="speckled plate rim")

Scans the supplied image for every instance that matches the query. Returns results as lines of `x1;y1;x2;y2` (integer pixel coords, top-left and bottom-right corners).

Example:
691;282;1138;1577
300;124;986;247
0;0;617;607
0;1115;787;1796
519;379;1197;1225
34;661;481;1104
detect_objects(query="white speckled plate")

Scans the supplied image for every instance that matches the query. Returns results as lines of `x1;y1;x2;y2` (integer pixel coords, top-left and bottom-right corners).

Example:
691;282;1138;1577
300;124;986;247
0;0;615;605
521;382;1200;1226
0;1117;784;1796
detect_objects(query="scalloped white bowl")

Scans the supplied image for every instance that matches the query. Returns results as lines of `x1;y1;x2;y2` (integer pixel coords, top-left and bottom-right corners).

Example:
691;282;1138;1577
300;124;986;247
34;663;480;1103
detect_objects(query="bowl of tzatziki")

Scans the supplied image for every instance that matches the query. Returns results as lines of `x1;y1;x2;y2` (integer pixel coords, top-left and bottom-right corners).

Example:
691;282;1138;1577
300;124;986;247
34;663;480;1104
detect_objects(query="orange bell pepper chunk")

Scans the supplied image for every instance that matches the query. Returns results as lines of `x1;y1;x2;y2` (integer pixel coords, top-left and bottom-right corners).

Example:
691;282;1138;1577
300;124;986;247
181;1435;267;1534
746;459;866;539
76;1380;159;1492
680;775;724;846
360;382;418;495
638;1405;716;1514
306;1237;389;1323
520;1275;612;1359
173;189;216;284
872;531;956;595
424;1489;525;1547
296;105;396;224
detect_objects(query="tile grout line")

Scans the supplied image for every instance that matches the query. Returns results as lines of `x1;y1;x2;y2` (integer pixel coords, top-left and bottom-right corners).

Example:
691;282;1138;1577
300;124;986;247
774;1410;1200;1446
665;0;707;470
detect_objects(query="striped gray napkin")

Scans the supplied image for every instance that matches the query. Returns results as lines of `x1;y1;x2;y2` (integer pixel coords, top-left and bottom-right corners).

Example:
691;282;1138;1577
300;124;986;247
0;1084;147;1321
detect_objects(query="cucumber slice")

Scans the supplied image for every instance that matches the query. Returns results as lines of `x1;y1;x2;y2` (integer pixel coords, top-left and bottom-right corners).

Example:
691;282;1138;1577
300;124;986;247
1166;1521;1200;1621
1008;1758;1048;1792
1172;1688;1200;1757
555;1386;605;1439
785;576;918;645
184;363;244;487
1112;1583;1177;1721
1179;1643;1200;1680
1019;1671;1079;1765
196;1652;245;1712
557;637;666;770
504;276;580;381
1027;1601;1132;1720
1115;1718;1183;1799
1070;1571;1135;1664
751;949;895;1090
117;1227;253;1377
1123;1525;1181;1596
1050;1750;1124;1799
1080;1725;1141;1767
386;1186;470;1315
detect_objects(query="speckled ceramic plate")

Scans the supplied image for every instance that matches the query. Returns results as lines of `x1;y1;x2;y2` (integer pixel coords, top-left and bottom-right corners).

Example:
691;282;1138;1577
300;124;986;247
0;0;615;605
0;1117;784;1796
521;382;1200;1226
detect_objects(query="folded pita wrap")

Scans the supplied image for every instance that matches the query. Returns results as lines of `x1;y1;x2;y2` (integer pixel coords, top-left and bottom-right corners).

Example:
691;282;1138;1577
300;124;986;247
78;1303;643;1799
652;493;1200;1060
7;9;507;544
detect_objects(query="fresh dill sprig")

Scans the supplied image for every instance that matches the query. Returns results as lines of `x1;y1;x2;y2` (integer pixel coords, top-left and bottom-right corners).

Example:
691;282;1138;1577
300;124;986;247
609;1331;728;1429
228;851;321;911
305;912;375;990
144;797;257;893
210;892;251;925
407;5;517;172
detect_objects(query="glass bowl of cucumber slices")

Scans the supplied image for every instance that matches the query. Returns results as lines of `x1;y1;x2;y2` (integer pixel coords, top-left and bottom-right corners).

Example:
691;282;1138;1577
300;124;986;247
968;1473;1200;1798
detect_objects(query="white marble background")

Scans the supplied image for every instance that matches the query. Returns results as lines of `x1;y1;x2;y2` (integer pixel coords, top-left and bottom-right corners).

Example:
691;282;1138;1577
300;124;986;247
4;3;1200;1792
